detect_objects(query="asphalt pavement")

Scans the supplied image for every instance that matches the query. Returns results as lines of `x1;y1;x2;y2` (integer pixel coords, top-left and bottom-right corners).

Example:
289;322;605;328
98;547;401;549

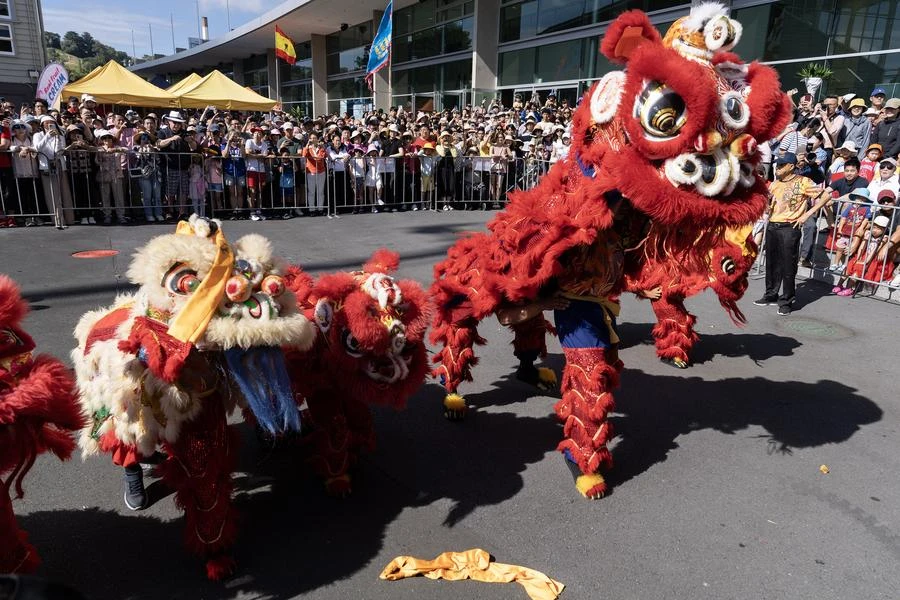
2;210;898;600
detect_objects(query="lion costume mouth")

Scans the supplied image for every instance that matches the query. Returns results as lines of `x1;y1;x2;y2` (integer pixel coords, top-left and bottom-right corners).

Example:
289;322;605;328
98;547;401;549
364;343;415;384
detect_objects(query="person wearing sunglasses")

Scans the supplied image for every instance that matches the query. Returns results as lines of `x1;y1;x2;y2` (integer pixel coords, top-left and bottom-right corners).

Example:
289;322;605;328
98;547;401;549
867;157;899;200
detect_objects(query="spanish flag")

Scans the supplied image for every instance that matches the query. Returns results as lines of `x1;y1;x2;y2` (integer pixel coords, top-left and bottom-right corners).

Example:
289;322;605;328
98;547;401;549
275;26;296;65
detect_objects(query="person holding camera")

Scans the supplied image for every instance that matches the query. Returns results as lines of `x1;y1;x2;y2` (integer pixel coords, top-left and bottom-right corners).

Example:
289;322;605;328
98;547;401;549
156;111;196;220
33;115;74;227
244;126;272;221
301;132;327;216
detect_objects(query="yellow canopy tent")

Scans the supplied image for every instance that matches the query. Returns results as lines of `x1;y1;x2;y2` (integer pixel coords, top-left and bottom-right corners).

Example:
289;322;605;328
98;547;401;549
166;73;203;94
61;60;179;107
175;70;277;111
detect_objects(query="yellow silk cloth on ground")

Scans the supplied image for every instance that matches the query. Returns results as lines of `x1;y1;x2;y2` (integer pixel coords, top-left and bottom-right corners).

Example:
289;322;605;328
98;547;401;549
380;548;565;600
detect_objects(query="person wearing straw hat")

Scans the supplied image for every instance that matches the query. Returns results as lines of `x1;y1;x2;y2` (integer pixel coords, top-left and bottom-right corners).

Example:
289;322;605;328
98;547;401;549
840;98;871;158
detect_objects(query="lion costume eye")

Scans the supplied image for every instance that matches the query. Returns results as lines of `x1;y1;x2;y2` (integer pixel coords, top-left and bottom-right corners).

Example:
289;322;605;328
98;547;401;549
634;81;688;140
163;263;201;295
341;329;364;357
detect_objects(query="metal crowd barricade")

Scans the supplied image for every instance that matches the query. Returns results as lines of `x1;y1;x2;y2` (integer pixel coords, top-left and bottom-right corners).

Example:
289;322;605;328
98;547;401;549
5;146;553;229
0;149;62;227
753;189;900;302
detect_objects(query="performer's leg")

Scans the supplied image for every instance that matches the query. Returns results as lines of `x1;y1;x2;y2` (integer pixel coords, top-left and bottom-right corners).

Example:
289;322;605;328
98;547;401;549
0;487;40;574
649;296;698;368
159;398;238;580
555;346;622;499
510;316;556;389
302;394;355;496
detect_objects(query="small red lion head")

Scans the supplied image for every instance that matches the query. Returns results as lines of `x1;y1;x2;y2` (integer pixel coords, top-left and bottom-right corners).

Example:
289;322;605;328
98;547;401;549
572;2;791;227
709;225;758;323
287;249;431;408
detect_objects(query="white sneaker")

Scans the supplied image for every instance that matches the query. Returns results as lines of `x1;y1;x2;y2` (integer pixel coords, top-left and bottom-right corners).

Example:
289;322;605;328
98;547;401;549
146;215;156;222
88;216;97;225
890;274;900;289
80;217;89;225
250;212;261;221
412;206;419;211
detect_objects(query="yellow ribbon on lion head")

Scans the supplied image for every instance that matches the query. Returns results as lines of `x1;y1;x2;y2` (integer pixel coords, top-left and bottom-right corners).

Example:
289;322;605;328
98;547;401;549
166;219;235;344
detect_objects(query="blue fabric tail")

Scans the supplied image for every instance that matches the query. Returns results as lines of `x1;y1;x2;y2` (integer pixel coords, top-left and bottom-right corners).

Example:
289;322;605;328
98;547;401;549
225;346;300;435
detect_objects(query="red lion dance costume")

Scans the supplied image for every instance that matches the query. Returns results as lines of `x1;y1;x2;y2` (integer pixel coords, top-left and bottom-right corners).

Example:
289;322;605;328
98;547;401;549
0;275;83;573
283;249;430;497
430;3;791;499
72;216;315;579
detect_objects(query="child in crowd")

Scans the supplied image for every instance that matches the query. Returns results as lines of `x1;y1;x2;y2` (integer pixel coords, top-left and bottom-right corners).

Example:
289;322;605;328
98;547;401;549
829;188;872;271
418;142;437;210
204;147;225;215
223;133;246;219
365;145;383;212
8;120;40;225
859;144;882;182
277;147;296;219
135;131;163;222
348;146;366;214
95;130;128;225
834;214;894;296
188;155;207;217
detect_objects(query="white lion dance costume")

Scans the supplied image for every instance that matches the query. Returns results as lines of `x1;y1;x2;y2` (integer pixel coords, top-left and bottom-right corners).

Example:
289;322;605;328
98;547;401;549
73;216;315;579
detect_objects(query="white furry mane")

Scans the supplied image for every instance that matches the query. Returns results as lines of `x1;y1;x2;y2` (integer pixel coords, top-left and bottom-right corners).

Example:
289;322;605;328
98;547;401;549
683;1;730;32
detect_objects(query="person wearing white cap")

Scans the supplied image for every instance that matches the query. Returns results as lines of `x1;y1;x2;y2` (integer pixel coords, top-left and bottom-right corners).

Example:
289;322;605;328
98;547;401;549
33;115;74;227
157;110;197;220
8;119;41;225
834;213;896;296
867;157;900;200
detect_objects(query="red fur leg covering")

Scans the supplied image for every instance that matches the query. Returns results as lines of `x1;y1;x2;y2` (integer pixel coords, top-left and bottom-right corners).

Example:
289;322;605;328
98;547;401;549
555;347;623;489
650;296;698;363
303;394;375;496
159;396;238;581
431;317;484;395
510;316;551;359
0;487;40;574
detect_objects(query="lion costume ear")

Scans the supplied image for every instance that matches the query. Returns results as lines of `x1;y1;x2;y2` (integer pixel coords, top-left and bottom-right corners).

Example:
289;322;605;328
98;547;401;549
363;248;400;274
600;9;661;64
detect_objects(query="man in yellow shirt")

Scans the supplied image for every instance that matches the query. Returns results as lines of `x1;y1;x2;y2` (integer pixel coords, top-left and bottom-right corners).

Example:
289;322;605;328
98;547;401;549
755;152;831;315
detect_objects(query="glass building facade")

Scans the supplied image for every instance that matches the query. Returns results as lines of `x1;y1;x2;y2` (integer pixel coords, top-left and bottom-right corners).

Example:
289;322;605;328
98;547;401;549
139;0;900;114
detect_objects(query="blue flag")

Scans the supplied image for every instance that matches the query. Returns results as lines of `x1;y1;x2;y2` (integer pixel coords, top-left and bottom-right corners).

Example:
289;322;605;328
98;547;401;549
366;0;392;90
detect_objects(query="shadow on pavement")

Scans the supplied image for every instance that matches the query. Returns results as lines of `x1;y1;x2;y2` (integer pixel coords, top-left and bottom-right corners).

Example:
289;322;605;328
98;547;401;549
617;324;804;366
609;370;883;490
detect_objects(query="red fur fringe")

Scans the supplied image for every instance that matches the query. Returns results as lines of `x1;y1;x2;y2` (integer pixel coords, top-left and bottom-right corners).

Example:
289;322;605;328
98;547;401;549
0;275;28;327
118;316;192;383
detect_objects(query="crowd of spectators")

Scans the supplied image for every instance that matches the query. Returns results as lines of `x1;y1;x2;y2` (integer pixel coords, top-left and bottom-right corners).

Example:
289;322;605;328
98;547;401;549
760;86;900;306
0;91;574;227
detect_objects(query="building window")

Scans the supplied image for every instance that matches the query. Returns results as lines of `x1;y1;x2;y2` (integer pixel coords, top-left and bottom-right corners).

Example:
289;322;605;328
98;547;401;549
0;0;10;19
0;24;12;54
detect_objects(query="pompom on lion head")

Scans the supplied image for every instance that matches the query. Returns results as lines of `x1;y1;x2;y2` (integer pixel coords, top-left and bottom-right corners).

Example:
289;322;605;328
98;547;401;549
572;2;792;227
287;249;431;409
127;215;314;351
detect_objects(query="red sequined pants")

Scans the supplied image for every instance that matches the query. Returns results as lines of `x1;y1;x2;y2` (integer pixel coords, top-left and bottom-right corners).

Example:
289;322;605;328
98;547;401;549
555;346;622;475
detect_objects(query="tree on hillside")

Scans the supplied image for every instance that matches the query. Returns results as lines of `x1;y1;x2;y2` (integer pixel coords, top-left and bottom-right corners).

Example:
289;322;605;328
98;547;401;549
44;31;61;49
61;31;95;58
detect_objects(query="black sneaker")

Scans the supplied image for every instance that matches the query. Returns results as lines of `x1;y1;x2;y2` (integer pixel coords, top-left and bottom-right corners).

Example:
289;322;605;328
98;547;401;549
777;305;792;316
753;297;776;306
124;465;148;510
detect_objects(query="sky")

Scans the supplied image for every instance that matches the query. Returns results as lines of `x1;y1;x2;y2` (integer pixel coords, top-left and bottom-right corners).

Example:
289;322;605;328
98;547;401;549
42;0;268;59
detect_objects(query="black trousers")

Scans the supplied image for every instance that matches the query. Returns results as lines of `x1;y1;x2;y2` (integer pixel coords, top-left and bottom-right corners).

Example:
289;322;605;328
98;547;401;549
764;222;802;307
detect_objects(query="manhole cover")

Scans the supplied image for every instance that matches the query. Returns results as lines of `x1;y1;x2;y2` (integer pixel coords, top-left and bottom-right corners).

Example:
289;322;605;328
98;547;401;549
72;249;119;259
777;317;852;340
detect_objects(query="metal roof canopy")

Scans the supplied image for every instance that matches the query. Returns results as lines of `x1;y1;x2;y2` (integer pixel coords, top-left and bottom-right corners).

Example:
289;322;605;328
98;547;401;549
132;0;417;74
